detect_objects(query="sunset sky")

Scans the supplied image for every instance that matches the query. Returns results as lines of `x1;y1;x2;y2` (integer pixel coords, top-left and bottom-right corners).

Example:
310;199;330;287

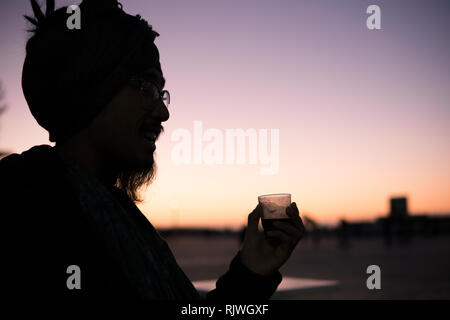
0;0;449;229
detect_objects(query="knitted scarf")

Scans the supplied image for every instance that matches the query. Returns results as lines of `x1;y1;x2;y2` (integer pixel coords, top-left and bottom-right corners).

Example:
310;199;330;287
57;150;202;300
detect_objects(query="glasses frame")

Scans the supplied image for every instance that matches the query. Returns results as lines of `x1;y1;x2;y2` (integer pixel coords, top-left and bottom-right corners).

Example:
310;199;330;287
129;76;170;109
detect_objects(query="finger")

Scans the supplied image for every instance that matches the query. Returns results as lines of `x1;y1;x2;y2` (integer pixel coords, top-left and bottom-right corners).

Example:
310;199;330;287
286;202;300;217
292;202;300;216
286;205;306;232
247;203;262;234
266;230;295;247
273;220;303;241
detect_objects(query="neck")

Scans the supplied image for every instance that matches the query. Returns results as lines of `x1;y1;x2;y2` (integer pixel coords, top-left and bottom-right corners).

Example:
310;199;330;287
55;133;118;186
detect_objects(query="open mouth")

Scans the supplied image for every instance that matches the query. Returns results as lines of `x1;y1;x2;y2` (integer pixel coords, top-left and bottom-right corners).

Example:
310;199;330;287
142;134;156;149
140;124;161;149
143;131;157;143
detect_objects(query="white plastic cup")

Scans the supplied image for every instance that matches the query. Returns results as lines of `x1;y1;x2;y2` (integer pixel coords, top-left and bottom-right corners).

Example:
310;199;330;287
258;193;292;231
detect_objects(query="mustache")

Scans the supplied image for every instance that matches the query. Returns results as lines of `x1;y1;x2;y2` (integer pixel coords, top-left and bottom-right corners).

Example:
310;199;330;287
140;121;164;137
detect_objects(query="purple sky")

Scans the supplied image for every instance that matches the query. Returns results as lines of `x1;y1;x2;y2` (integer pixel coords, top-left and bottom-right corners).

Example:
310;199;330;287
0;0;449;228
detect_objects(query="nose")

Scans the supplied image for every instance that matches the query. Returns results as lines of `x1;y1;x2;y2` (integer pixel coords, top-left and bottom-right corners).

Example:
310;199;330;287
151;100;170;122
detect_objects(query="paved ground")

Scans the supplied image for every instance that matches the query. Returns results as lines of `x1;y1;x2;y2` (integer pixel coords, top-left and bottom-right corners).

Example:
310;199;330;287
165;234;450;299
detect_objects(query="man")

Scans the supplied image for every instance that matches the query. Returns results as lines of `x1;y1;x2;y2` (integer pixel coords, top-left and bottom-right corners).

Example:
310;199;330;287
1;0;305;299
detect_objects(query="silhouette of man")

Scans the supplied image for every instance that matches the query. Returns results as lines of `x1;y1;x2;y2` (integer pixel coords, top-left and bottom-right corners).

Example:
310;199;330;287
1;0;305;299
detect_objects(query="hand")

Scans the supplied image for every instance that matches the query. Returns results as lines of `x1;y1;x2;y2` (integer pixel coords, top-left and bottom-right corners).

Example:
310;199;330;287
240;202;306;276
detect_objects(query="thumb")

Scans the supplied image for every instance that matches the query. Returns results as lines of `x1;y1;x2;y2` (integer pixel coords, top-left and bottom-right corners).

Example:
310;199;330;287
247;203;262;234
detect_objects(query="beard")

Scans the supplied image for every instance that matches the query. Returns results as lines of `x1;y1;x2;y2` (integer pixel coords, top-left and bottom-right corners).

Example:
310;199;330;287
115;155;157;203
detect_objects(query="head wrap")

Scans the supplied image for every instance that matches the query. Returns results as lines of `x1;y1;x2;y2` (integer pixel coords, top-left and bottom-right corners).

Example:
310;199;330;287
22;0;163;142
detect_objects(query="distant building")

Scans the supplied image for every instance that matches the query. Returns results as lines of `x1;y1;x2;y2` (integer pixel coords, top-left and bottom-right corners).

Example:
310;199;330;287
390;197;408;219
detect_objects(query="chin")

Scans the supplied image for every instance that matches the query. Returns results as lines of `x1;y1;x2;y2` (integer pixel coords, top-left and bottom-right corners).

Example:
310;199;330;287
114;150;153;172
133;153;155;170
115;155;157;202
140;156;155;170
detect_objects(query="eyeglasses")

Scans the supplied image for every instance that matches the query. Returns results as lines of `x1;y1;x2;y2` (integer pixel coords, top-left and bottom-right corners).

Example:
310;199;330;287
129;76;170;109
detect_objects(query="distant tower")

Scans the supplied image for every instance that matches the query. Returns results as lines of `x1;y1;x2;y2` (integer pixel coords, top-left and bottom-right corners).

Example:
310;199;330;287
390;197;408;219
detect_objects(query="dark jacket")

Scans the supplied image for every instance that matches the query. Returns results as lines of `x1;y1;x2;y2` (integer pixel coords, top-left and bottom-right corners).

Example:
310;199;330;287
1;145;281;299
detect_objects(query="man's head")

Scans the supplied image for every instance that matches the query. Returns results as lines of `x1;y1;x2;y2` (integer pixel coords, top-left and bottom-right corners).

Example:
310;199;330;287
85;66;169;201
22;0;170;201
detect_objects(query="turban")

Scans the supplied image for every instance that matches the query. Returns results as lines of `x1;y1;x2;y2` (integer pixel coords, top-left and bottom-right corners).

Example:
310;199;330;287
22;0;162;142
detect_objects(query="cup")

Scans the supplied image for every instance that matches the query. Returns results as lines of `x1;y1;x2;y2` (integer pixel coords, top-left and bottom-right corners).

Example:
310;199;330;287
258;193;292;232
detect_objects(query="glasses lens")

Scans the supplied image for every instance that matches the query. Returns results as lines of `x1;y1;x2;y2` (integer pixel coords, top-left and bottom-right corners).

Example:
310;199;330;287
162;91;170;107
133;77;170;108
142;83;159;100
